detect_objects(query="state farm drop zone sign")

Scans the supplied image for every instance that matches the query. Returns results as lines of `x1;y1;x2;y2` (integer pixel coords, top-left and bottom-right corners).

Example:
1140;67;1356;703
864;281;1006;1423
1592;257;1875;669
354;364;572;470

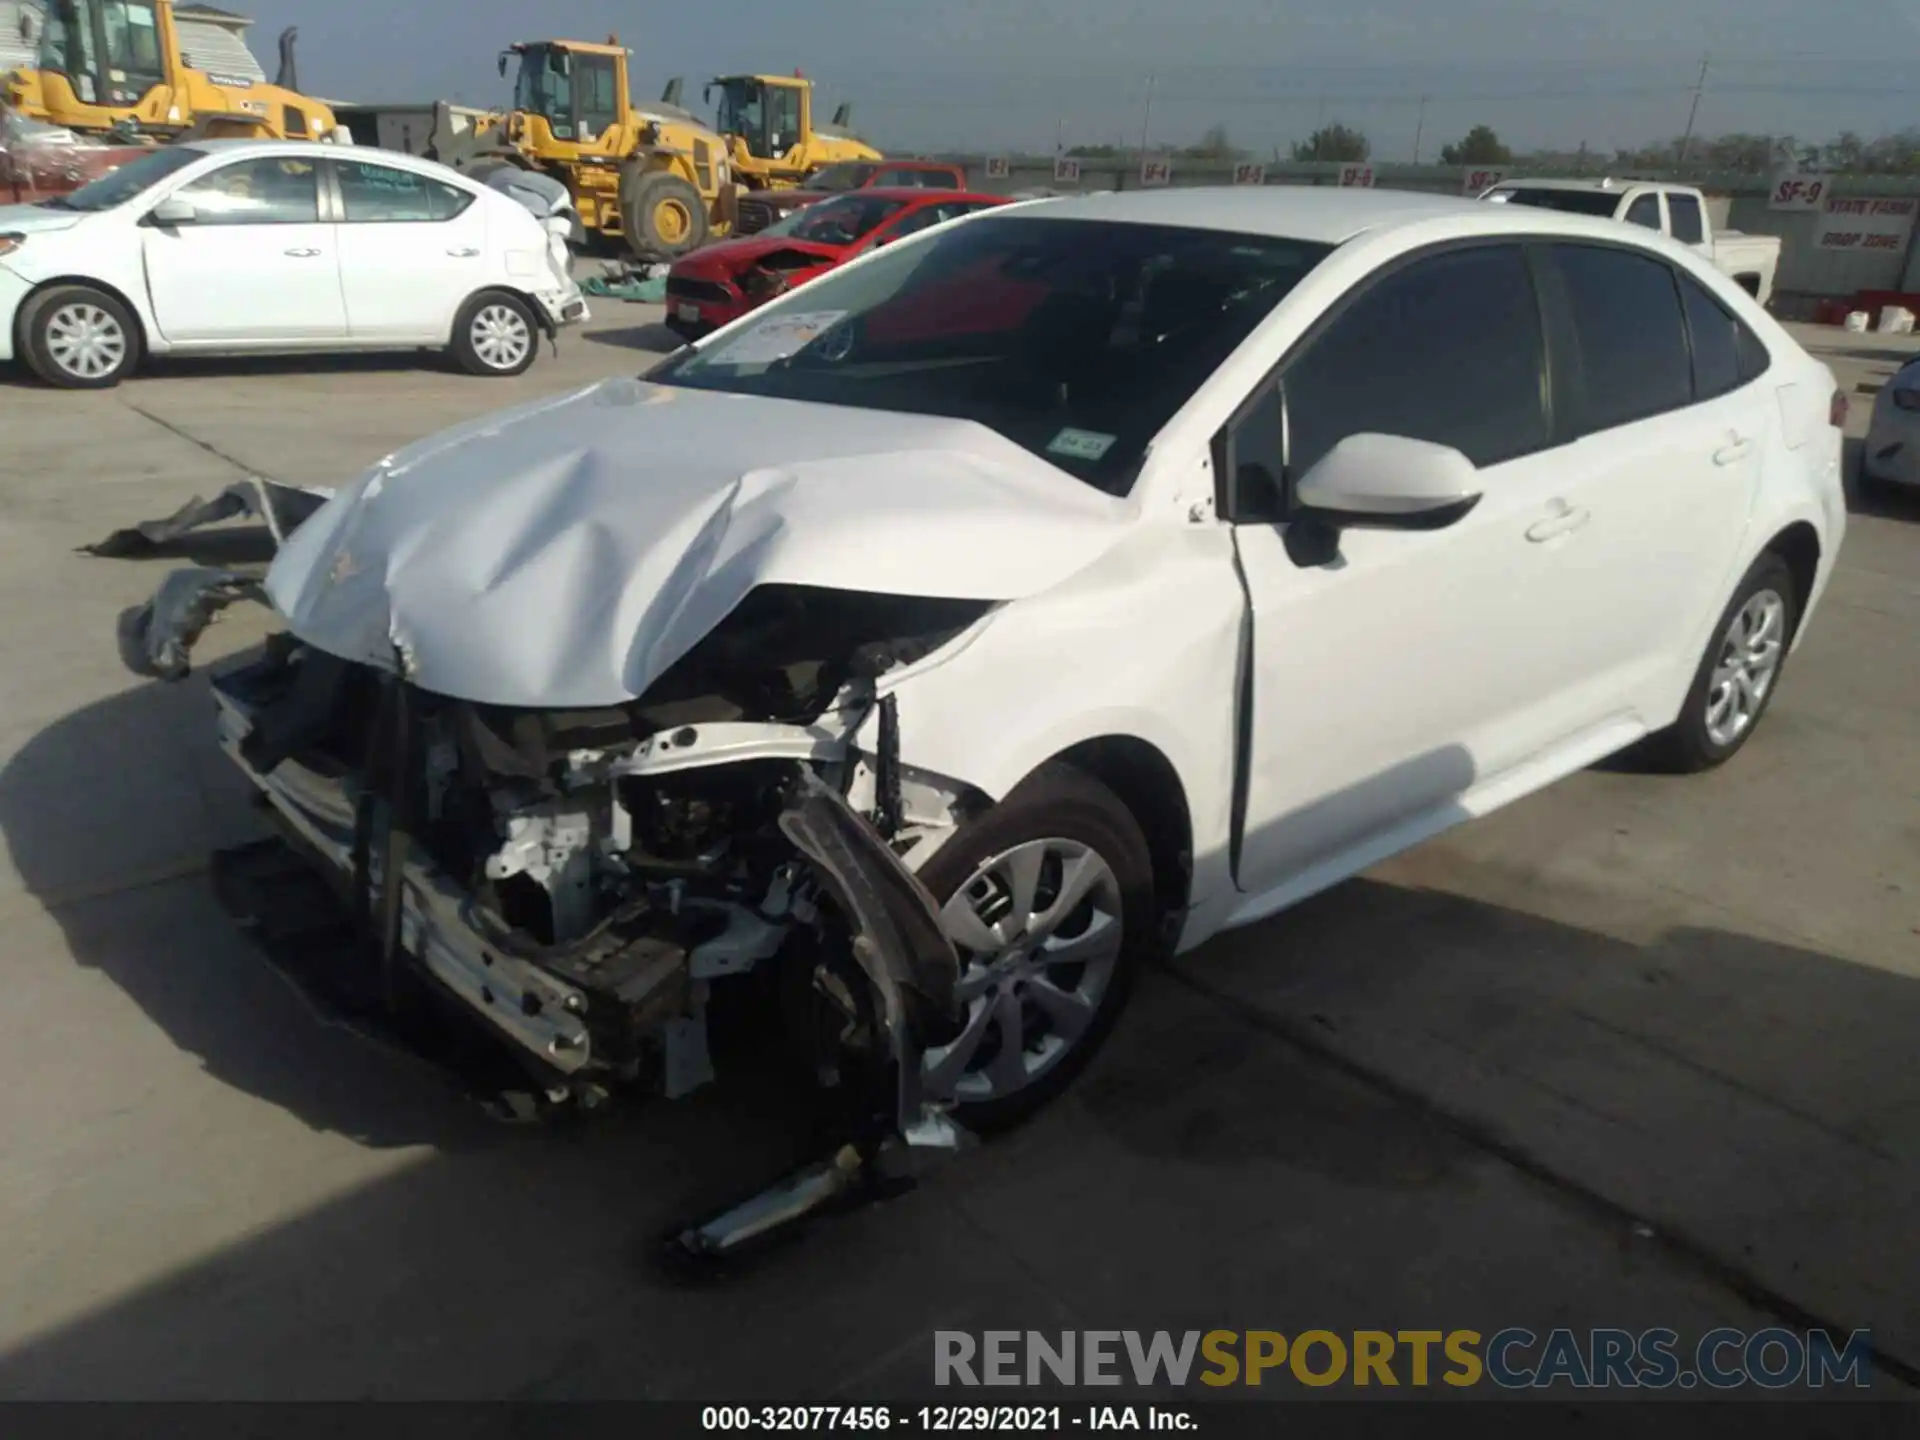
1814;196;1919;253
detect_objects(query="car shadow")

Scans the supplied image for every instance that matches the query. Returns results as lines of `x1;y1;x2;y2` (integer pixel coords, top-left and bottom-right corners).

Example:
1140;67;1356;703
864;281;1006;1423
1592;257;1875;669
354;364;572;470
6;698;1920;1398
582;322;685;356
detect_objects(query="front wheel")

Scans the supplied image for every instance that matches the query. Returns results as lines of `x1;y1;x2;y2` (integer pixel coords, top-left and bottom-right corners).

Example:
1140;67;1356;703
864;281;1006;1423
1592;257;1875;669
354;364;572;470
914;764;1156;1133
450;291;539;377
21;284;140;388
1642;551;1798;773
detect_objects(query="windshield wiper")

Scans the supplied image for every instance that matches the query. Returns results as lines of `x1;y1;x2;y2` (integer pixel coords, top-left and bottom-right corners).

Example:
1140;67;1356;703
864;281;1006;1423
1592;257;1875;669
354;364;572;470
35;196;77;210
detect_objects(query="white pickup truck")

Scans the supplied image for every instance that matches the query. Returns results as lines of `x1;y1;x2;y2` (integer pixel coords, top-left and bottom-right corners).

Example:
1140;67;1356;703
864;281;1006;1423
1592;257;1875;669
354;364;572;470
1481;178;1782;307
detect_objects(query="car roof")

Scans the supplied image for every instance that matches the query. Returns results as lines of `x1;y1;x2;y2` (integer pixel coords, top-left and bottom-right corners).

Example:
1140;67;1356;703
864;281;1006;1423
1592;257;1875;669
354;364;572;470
1000;185;1675;247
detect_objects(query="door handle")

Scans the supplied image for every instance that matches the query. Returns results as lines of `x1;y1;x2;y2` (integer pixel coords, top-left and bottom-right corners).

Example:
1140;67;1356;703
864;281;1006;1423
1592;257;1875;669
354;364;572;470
1525;503;1591;543
447;247;481;258
283;247;323;258
1713;434;1755;466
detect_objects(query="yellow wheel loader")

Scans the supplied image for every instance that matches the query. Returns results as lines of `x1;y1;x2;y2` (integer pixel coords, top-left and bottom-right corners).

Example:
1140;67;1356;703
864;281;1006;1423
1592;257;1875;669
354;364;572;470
3;0;337;141
704;72;879;188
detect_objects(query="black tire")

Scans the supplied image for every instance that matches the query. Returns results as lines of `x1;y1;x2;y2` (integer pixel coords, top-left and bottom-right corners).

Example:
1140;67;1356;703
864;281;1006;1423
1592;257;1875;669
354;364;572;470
20;283;140;389
913;763;1156;1133
620;169;708;258
449;290;540;378
1641;551;1799;773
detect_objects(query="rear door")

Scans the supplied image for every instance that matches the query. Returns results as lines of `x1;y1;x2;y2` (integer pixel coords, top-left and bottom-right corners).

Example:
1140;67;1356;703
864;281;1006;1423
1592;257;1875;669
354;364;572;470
140;154;346;343
329;157;489;342
1529;242;1766;717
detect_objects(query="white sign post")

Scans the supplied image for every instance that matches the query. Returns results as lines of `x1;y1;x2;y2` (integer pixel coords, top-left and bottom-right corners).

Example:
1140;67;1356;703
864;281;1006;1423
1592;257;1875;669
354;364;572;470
1337;164;1375;188
1768;171;1830;212
1814;196;1919;254
1053;155;1081;184
984;155;1010;181
1461;168;1506;196
1140;155;1172;187
1232;162;1266;186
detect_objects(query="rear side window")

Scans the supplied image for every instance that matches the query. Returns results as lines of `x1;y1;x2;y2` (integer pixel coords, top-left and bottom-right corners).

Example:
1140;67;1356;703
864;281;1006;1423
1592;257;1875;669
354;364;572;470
1668;193;1706;244
1546;243;1693;431
1625;194;1662;229
1284;244;1548;479
1677;271;1769;400
173;156;320;225
336;160;475;222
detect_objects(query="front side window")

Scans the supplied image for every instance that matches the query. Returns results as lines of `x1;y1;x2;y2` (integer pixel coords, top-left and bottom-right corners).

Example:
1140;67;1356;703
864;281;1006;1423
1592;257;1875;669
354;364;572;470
766;86;802;154
1284;244;1549;483
172;156;320;225
1668;194;1706;244
657;216;1333;496
1545;243;1694;431
336;160;474;222
1624;193;1663;230
514;47;572;135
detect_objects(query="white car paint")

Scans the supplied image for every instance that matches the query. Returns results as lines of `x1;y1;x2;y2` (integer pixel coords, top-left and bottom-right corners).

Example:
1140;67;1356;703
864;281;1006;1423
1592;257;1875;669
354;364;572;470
0;139;584;369
255;185;1845;963
1863;356;1920;490
1482;178;1782;307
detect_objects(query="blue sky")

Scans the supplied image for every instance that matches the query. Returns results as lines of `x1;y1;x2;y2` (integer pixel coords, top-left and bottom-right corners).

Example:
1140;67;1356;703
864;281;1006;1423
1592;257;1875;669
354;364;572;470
243;0;1919;158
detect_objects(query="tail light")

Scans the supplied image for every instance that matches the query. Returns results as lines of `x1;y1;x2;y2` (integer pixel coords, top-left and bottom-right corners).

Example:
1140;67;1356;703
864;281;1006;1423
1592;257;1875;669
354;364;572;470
1831;388;1849;427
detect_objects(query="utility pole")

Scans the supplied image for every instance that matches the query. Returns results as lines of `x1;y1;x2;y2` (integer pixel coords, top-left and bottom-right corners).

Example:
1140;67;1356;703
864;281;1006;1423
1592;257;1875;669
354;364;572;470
1413;94;1429;164
1678;53;1709;172
1140;74;1156;157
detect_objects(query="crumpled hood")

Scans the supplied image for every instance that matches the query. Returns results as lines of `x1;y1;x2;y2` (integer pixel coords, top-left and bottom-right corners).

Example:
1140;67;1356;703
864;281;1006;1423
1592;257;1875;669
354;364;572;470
266;376;1134;707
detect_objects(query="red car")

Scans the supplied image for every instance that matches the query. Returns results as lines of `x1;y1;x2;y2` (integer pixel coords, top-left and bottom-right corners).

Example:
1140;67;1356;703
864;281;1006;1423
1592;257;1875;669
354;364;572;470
665;187;1010;340
732;159;970;235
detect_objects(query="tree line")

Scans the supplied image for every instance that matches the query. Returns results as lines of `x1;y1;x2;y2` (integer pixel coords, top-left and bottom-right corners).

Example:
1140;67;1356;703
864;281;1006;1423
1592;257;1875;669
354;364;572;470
1065;123;1920;174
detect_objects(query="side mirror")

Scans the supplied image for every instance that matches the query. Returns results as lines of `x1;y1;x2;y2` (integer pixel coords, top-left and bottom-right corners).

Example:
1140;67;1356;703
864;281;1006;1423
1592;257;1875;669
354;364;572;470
148;196;197;226
497;53;509;78
1294;433;1482;530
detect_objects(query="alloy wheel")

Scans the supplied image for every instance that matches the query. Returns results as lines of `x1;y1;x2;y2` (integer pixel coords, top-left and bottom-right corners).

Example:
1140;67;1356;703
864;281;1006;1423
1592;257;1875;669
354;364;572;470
922;838;1125;1103
1705;588;1786;747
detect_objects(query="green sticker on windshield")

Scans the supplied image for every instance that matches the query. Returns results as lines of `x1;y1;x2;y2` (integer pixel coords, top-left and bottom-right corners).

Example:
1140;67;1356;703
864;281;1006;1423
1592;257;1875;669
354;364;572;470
1047;427;1117;462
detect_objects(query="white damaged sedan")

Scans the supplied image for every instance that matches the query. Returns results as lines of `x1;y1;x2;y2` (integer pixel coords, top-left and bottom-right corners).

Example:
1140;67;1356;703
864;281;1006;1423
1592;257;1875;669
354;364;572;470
129;187;1846;1254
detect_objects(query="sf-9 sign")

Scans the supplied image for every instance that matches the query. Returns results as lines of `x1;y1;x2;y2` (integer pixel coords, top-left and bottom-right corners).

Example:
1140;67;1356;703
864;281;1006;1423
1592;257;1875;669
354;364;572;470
1461;169;1506;195
1770;173;1828;211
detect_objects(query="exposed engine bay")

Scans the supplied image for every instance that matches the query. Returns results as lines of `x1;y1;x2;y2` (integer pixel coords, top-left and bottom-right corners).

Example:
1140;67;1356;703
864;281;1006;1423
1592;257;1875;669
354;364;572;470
207;582;999;1259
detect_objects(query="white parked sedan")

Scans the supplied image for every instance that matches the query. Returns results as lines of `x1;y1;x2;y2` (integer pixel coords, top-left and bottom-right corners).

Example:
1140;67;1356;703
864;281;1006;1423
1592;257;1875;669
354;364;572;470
128;185;1846;1252
1862;354;1920;495
0;140;587;388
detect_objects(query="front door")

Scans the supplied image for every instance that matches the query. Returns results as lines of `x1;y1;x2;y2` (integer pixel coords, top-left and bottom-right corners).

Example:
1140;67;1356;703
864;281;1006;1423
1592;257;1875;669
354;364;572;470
330;158;490;342
140;155;346;343
1229;243;1592;899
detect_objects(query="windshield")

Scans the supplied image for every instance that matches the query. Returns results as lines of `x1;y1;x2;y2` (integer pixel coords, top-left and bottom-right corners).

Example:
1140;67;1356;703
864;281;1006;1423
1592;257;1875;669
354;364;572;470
48;145;203;211
512;45;572;133
713;78;760;142
808;163;877;193
1486;187;1624;217
761;194;904;244
37;0;97;93
656;216;1333;496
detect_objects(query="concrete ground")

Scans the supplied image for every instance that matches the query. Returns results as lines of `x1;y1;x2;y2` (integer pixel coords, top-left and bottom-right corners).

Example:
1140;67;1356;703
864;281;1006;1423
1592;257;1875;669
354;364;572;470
0;312;1914;1401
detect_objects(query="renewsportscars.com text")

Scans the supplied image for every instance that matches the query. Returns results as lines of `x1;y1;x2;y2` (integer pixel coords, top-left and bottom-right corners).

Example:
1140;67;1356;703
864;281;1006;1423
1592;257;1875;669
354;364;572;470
934;1328;1874;1390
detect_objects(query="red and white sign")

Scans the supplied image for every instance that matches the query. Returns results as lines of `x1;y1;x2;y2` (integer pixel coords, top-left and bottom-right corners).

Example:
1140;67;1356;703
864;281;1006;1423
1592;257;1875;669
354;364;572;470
1461;168;1506;196
984;155;1010;180
1140;156;1172;187
1814;196;1918;253
1769;171;1830;212
1053;155;1081;183
1338;164;1375;189
1232;162;1266;186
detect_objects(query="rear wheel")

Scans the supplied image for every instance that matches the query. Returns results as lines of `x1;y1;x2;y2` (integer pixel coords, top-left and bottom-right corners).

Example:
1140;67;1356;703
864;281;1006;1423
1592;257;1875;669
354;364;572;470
450;291;539;377
1642;552;1797;772
21;284;139;388
621;170;709;258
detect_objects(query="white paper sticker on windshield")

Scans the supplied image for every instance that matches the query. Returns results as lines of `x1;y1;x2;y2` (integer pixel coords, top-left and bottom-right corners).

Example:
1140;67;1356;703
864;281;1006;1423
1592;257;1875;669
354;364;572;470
1047;427;1117;462
709;311;849;366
